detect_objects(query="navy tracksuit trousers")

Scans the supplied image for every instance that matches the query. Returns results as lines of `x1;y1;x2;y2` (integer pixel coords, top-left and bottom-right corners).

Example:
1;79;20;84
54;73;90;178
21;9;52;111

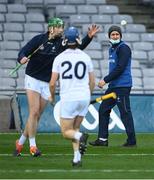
98;87;136;144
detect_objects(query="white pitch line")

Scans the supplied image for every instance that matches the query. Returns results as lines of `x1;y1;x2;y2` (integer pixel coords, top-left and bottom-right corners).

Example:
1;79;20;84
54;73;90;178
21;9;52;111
1;153;154;157
0;169;154;173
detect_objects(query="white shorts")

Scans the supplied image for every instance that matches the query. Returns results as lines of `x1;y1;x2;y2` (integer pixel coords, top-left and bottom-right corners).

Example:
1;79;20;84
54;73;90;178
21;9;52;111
60;100;90;119
25;75;50;100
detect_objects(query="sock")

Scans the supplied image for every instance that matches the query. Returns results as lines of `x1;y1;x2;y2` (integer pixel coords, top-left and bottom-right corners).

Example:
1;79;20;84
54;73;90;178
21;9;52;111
74;132;82;141
99;138;107;141
29;137;36;147
73;150;79;163
73;150;81;163
18;134;27;145
77;151;81;161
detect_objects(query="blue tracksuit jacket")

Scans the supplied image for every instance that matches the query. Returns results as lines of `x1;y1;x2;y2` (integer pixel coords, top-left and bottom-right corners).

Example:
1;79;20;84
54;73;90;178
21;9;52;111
104;41;132;88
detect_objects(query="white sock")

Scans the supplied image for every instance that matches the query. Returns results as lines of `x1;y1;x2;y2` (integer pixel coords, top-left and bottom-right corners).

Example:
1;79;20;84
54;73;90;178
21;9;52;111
74;132;82;141
29;137;36;147
18;134;27;145
73;150;79;163
77;151;81;161
99;138;107;141
73;150;81;162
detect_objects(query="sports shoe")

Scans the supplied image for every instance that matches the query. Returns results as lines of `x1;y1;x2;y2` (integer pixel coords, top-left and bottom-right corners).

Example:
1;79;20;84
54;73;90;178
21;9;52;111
30;146;41;157
89;139;108;146
122;142;136;147
13;140;23;156
72;161;82;167
79;133;89;155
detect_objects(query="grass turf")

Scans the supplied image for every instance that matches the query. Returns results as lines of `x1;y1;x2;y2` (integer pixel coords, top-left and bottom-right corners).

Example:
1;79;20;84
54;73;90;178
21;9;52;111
0;133;154;179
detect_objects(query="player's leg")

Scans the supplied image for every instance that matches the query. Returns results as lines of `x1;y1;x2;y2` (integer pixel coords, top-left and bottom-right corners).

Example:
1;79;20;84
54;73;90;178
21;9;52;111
60;117;84;167
60;100;88;166
75;101;89;155
14;90;47;156
72;116;83;166
60;117;76;139
27;89;48;156
60;101;83;140
14;89;41;156
25;77;49;156
14;76;48;156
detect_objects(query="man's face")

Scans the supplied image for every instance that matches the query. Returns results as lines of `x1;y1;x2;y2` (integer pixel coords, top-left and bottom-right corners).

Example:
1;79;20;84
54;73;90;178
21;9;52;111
110;31;121;40
49;26;64;38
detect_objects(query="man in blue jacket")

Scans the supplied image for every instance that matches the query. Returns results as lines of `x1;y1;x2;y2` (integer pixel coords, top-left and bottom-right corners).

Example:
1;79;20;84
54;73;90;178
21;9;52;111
14;17;100;157
89;25;136;147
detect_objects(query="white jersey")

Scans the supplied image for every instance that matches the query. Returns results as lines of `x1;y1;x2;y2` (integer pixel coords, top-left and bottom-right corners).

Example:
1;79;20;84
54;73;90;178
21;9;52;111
52;48;94;101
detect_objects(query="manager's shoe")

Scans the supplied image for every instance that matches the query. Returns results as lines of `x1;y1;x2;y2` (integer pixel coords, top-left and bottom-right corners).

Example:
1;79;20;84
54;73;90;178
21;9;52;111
89;139;108;146
30;146;41;157
122;141;136;147
13;140;23;156
79;133;89;155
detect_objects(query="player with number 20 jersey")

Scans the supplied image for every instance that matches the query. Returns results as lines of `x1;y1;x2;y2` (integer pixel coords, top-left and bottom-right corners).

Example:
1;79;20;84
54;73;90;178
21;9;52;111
52;48;93;102
49;27;95;167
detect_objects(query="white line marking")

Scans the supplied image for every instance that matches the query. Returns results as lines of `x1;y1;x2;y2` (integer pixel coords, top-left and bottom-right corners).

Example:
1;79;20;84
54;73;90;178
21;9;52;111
1;153;154;157
0;169;154;173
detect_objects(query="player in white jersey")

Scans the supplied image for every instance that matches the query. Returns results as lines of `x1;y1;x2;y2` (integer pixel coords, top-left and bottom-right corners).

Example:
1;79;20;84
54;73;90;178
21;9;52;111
49;27;95;167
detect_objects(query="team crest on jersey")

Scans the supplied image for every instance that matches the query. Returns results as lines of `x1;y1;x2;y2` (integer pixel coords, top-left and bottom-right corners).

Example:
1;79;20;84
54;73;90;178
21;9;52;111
47;42;53;44
109;58;115;63
51;46;56;52
40;45;44;50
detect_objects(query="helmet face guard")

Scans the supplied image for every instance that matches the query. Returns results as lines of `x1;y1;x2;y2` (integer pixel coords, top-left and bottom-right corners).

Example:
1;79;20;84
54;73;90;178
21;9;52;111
48;17;64;28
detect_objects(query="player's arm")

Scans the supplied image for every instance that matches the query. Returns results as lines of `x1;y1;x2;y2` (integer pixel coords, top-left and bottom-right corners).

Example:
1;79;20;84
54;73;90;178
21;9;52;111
49;72;59;104
79;24;100;50
49;56;60;103
18;34;44;63
89;71;95;94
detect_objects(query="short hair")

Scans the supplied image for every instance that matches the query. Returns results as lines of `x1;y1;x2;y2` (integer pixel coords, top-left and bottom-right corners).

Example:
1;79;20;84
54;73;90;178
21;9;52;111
48;17;64;28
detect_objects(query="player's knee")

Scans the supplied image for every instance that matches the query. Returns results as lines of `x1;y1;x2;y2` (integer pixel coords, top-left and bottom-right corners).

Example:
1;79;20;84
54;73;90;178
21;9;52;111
29;109;40;119
61;130;68;138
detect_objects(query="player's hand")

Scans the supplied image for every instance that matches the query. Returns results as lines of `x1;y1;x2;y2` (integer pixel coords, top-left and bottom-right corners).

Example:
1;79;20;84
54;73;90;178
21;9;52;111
20;57;29;64
88;24;100;38
98;80;106;88
48;96;55;106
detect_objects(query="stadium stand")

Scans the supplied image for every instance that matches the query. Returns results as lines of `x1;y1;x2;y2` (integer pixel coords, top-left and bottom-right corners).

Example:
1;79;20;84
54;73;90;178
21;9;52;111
4;23;24;32
24;23;45;32
0;0;154;97
113;14;133;24
65;0;86;4
6;13;26;23
86;0;106;5
3;32;23;41
77;5;97;14
91;15;112;24
56;5;76;16
0;14;5;22
98;5;119;14
148;51;154;65
0;4;7;13
7;4;27;13
0;41;20;50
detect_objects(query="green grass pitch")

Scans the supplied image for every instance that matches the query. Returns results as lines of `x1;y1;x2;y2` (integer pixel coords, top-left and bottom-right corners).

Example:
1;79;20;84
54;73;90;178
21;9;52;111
0;133;154;179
